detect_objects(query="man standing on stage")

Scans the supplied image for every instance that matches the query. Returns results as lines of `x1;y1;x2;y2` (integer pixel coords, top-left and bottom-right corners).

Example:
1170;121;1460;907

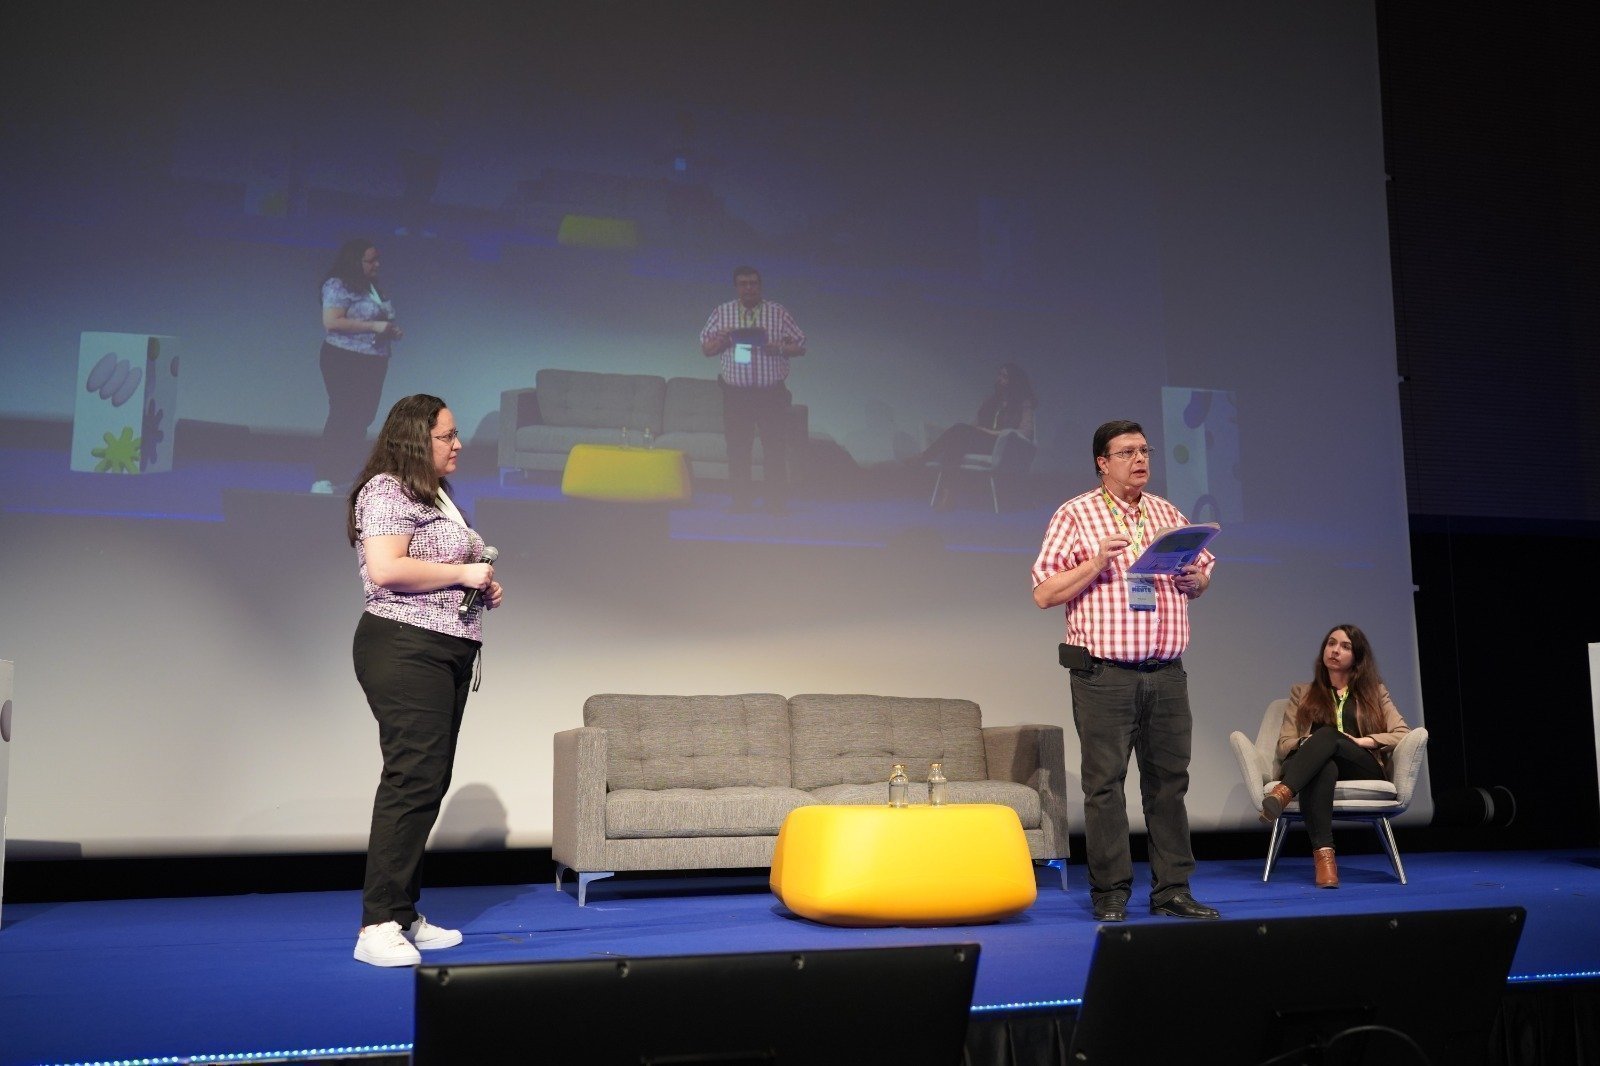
699;265;806;514
1031;419;1220;923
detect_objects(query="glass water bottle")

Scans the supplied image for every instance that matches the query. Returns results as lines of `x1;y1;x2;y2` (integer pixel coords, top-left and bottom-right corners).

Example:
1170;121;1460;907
888;764;909;808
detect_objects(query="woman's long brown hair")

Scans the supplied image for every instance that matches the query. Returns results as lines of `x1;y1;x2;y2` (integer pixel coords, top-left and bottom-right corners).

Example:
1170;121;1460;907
345;394;450;545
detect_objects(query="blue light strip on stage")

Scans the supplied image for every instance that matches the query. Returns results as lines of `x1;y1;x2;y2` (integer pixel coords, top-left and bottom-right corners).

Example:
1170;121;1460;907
1508;970;1600;984
971;997;1083;1013
43;1044;413;1066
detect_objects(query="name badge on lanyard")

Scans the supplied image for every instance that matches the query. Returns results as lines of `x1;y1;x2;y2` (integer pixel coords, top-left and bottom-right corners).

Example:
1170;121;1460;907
1104;490;1153;611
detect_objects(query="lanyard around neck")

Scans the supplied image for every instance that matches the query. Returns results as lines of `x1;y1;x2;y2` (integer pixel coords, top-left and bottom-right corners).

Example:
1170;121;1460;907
1102;490;1145;554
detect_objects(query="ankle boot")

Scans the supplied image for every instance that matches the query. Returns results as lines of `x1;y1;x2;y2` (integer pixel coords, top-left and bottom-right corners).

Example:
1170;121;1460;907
1314;846;1339;888
1259;783;1294;823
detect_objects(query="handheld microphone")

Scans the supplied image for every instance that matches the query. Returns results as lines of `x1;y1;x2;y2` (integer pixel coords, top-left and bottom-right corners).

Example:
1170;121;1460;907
458;545;499;616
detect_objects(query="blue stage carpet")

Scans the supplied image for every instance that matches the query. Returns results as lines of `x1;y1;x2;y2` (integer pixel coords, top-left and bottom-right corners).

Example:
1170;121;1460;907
2;850;1597;1066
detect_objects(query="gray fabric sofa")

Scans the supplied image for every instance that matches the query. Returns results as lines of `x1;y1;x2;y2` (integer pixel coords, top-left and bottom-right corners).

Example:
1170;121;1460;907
499;368;808;481
552;692;1071;904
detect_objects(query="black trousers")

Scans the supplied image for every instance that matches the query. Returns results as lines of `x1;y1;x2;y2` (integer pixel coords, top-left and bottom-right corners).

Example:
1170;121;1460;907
1068;658;1196;906
352;613;479;928
720;379;791;505
317;342;388;484
1279;724;1384;849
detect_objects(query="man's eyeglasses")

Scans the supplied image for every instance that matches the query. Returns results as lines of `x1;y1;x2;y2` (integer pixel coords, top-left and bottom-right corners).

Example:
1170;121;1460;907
1105;446;1151;461
433;430;460;443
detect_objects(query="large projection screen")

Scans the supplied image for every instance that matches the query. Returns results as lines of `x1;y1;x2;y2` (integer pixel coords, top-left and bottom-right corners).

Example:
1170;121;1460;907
0;2;1427;857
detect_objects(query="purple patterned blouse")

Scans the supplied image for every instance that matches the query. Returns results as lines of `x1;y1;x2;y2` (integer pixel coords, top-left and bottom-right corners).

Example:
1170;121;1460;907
322;277;395;357
355;474;485;641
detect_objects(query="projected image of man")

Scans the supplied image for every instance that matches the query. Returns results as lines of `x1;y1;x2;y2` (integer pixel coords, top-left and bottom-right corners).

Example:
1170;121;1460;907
1031;420;1219;923
699;266;806;515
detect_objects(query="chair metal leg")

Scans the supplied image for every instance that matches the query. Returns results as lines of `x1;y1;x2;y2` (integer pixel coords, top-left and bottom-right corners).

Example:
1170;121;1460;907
1374;817;1407;884
929;469;945;508
1262;817;1290;882
988;474;1000;513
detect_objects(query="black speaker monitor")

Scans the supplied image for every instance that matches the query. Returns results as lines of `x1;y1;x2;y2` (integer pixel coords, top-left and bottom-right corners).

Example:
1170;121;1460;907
415;942;980;1065
1068;906;1524;1066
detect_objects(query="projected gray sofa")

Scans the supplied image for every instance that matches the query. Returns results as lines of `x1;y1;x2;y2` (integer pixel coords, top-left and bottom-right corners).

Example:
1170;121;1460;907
551;692;1070;905
498;368;807;481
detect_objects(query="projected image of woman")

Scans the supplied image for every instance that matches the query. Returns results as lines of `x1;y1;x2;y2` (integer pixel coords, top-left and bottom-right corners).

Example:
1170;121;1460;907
917;362;1036;507
346;394;502;966
1262;624;1411;888
312;238;403;494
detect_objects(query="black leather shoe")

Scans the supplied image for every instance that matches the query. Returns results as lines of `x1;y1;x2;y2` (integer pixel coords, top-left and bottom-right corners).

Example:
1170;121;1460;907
1092;893;1129;922
1150;892;1220;920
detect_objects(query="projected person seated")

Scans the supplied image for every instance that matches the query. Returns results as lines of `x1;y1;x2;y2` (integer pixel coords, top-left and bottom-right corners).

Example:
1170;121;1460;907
1262;623;1412;889
915;361;1037;509
1031;419;1220;923
699;265;806;515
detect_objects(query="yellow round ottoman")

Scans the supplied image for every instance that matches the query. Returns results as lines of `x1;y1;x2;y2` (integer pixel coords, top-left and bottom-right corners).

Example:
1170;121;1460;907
561;443;691;501
770;803;1037;927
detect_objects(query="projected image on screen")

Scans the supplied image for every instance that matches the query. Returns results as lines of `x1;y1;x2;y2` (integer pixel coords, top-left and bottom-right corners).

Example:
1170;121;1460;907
0;5;1426;855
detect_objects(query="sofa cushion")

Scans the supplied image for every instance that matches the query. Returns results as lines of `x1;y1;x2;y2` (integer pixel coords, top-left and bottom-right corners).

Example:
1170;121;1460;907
662;377;725;434
585;693;792;790
788;694;988;790
536;368;666;432
606;786;816;838
805;781;1042;828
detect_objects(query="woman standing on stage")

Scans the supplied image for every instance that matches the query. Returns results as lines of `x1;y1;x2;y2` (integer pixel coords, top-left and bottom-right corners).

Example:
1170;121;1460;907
347;394;502;966
1261;623;1411;889
313;238;403;494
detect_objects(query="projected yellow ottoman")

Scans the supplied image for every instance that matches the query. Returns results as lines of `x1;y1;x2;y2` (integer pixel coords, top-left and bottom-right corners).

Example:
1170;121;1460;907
560;443;691;502
770;804;1037;927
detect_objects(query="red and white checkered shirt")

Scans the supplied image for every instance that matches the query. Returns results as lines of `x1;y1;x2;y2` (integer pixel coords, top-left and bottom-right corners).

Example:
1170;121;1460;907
1030;486;1215;662
700;298;806;388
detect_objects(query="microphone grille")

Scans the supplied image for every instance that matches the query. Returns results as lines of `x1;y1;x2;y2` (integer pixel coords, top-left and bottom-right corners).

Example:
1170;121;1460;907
481;546;501;563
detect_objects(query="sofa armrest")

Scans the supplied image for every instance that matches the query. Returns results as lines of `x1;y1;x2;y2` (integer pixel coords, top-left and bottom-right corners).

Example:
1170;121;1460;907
983;724;1069;858
499;387;542;468
552;726;609;871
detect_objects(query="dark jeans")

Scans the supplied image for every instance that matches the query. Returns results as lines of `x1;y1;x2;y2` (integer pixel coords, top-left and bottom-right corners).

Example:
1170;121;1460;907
1069;658;1196;906
720;379;791;505
352;613;479;928
317;342;388;484
1279;724;1384;849
921;423;993;466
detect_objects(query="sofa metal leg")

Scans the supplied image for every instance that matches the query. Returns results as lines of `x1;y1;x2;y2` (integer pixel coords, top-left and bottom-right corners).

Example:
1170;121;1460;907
577;871;615;907
1038;858;1068;890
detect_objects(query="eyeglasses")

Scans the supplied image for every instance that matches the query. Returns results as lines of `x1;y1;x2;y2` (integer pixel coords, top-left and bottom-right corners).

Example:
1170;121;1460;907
1105;446;1151;461
433;430;460;443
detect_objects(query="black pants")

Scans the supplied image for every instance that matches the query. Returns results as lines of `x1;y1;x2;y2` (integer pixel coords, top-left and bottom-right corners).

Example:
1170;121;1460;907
317;342;388;484
1279;724;1384;849
920;423;993;466
720;379;791;505
353;613;479;928
1069;658;1196;906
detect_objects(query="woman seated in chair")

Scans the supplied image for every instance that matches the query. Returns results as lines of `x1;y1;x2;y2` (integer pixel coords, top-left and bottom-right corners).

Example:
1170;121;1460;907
1262;623;1411;888
916;362;1036;507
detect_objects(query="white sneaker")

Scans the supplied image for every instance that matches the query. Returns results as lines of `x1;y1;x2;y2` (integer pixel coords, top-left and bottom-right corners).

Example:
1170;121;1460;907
310;479;336;494
354;921;422;967
405;915;463;950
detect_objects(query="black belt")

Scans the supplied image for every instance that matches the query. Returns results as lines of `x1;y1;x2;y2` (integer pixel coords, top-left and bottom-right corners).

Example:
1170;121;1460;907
1096;656;1179;672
